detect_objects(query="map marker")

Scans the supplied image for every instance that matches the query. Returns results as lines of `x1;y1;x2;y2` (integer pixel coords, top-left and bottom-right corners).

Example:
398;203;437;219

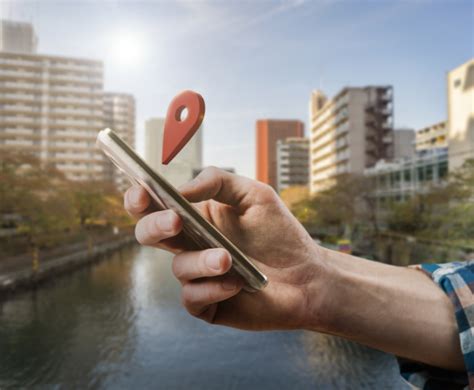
162;90;205;165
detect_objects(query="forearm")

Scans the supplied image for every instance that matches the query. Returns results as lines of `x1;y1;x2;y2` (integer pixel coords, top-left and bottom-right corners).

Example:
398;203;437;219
308;247;464;371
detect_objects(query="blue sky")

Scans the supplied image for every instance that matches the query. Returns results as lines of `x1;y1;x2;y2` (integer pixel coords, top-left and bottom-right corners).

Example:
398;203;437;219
1;0;472;178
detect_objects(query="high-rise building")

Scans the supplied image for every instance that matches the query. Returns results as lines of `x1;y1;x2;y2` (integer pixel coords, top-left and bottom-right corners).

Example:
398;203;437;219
0;50;106;181
104;93;135;189
309;86;393;195
0;20;38;54
256;119;304;190
0;20;136;186
447;58;474;171
415;121;448;155
276;137;309;193
144;117;202;187
393;128;415;160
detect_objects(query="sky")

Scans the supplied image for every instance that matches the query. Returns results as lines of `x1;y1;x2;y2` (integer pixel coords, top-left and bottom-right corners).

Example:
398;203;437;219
1;0;473;179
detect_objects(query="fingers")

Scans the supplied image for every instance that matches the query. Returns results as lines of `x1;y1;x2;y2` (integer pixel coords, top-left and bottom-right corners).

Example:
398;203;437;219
172;249;232;282
181;276;243;318
178;166;255;208
135;209;182;246
124;186;153;218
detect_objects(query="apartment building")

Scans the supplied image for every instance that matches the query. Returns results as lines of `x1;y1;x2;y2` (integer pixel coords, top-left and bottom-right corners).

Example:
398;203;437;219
0;50;106;181
0;20;38;54
256;119;304;190
415;121;448;155
276;137;309;193
447;58;474;171
104;92;136;189
0;20;137;186
309;86;394;195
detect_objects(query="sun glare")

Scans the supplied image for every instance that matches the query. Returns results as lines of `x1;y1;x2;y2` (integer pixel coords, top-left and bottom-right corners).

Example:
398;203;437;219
109;30;146;68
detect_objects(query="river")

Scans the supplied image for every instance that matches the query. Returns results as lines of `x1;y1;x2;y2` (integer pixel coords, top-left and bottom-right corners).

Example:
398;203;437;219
0;245;408;389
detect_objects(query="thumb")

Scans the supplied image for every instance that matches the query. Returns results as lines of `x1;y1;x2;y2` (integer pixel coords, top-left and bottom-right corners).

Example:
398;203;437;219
179;167;253;208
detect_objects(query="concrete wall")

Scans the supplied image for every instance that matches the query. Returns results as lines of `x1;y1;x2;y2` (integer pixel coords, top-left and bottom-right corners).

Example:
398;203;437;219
448;59;474;171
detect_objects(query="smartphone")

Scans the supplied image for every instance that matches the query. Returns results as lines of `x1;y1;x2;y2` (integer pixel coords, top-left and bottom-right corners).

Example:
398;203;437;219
96;128;268;292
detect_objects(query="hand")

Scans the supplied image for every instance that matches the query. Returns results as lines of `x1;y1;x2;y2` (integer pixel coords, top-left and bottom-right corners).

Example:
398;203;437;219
124;167;326;330
124;167;465;371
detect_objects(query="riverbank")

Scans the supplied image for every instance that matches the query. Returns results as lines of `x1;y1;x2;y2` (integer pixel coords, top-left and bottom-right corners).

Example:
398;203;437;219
0;234;135;296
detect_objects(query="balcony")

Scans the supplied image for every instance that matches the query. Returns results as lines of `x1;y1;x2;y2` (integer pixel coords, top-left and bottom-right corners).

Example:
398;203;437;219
0;69;42;79
49;61;102;74
0;81;42;91
0;57;42;68
0;116;41;124
50;84;100;94
0;105;41;114
51;73;102;84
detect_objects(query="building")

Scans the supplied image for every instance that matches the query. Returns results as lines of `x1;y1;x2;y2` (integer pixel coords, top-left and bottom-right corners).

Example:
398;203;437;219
415;121;448;155
0;20;136;185
365;150;449;220
0;20;38;54
276;137;309;193
309;86;394;195
393;128;415;160
0;50;106;181
144;117;202;187
447;58;474;171
256;119;304;190
104;92;136;189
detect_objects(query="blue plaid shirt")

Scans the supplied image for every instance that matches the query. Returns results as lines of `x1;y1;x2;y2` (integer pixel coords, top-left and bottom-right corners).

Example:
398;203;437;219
399;260;474;389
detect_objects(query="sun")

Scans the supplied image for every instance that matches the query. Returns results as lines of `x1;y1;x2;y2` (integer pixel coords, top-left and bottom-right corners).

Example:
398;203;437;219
109;30;146;68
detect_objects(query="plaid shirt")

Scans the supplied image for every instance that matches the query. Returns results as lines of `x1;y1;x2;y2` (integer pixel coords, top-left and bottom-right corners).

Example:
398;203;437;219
399;260;474;390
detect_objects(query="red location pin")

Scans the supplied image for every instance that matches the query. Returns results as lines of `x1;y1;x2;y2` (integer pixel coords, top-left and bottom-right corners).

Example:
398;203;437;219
162;90;205;165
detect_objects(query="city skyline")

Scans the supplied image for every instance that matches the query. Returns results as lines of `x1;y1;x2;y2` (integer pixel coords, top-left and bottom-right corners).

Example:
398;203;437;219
1;1;472;178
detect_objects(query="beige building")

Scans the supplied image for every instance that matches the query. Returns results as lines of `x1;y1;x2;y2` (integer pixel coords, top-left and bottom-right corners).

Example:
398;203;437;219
415;121;448;153
0;20;136;186
447;58;474;171
0;20;38;54
309;86;394;194
104;92;136;189
0;19;107;181
276;137;309;193
144;117;202;187
0;50;107;181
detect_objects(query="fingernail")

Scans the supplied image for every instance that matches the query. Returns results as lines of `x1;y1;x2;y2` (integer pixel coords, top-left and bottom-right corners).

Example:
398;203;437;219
222;279;237;291
158;211;176;232
205;250;223;271
130;187;141;206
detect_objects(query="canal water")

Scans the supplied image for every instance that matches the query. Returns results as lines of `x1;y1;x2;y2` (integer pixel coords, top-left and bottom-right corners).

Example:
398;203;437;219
0;245;408;389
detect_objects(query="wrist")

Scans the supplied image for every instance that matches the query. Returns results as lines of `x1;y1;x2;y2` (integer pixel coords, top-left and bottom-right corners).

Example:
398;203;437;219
300;245;339;333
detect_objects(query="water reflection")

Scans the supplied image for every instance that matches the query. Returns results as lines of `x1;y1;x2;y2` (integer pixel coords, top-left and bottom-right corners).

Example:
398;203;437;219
0;246;407;389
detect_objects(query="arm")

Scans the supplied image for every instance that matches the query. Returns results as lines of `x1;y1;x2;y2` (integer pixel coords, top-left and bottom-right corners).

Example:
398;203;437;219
124;167;464;372
308;248;464;371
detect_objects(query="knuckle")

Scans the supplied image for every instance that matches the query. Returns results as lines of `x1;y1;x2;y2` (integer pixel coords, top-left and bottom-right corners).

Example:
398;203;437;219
255;182;278;202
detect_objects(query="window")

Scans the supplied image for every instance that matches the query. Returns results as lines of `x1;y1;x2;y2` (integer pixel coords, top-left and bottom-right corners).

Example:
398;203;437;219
454;79;461;88
404;170;411;182
426;165;433;181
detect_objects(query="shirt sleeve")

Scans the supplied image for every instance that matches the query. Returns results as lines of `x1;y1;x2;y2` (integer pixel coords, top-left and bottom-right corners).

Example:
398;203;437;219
398;260;474;390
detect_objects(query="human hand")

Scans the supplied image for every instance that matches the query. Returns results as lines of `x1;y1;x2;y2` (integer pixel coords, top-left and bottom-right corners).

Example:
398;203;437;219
124;167;326;331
